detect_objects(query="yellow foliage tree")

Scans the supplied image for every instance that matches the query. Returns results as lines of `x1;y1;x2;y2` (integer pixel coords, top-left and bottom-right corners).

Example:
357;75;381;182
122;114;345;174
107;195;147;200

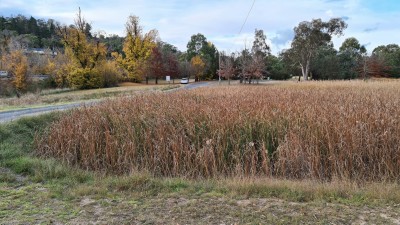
191;55;205;81
2;50;28;94
45;53;71;88
114;15;157;82
57;8;107;89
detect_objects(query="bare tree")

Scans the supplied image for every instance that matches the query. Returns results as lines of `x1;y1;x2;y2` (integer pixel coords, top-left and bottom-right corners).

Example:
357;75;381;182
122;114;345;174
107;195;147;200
218;52;236;84
249;54;265;83
238;49;265;84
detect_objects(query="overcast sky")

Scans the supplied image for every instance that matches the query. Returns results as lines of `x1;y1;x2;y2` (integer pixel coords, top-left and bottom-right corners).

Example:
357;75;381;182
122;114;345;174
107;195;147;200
1;0;399;54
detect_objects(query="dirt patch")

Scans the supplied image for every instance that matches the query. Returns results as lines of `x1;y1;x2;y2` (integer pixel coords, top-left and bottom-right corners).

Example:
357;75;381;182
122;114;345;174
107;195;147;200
0;167;27;183
1;169;400;224
2;181;400;225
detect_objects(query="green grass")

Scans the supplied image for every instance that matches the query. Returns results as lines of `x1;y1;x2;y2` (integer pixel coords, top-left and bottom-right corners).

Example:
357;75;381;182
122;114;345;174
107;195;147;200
0;113;93;183
1;108;400;223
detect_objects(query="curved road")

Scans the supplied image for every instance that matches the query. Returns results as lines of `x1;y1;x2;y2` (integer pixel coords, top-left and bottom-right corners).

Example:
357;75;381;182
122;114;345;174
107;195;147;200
0;82;213;123
183;81;213;90
0;102;89;123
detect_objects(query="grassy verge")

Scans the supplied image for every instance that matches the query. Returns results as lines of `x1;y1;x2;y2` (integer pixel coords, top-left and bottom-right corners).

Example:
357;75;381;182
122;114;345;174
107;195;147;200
0;83;181;112
1;112;400;223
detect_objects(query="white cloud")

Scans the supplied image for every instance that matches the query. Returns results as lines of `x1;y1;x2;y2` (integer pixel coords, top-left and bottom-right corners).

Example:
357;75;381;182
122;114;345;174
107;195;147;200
326;10;334;17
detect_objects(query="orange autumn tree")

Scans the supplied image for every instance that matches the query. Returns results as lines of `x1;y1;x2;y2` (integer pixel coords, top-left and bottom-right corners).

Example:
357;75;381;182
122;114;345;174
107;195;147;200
2;50;28;96
357;55;390;80
218;52;236;85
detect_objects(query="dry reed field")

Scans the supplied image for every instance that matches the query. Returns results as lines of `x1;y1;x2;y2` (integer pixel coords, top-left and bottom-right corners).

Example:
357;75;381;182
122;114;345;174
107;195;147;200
36;80;400;182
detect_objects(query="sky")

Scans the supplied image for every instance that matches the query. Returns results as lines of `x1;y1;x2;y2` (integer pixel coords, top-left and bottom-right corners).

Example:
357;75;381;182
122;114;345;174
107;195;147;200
1;0;400;54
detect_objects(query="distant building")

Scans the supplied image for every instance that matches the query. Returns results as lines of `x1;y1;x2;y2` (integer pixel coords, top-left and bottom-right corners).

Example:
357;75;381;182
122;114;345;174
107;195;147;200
30;74;51;80
25;48;58;56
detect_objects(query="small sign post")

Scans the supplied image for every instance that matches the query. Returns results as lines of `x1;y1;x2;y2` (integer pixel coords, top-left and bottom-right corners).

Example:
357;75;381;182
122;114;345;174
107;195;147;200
166;76;171;84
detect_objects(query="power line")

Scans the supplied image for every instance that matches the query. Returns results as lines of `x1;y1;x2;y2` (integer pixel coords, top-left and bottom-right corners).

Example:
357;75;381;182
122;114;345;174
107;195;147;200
225;0;256;52
220;0;256;74
238;0;256;36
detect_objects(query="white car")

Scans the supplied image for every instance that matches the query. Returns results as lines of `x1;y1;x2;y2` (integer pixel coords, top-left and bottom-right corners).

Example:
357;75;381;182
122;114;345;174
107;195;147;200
180;78;189;84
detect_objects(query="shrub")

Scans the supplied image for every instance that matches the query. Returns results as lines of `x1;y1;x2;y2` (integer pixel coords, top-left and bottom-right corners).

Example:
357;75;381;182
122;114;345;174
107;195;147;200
68;68;104;89
0;80;15;96
97;61;120;88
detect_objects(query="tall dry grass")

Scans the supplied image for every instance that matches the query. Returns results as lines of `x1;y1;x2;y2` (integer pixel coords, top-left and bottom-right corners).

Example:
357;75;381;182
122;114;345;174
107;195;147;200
35;80;400;182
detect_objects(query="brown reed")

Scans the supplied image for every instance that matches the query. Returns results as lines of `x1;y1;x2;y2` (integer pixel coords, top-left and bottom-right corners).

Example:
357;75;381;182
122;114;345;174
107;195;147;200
35;80;400;182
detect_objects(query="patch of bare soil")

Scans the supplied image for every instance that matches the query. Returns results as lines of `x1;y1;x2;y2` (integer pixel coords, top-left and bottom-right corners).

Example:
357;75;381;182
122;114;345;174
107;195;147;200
64;196;400;224
1;172;399;224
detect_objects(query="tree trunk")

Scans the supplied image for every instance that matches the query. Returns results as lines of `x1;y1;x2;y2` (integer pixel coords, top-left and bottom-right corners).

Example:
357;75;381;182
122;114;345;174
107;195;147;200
15;90;21;98
301;63;309;81
301;66;306;81
155;77;158;84
146;77;149;84
303;60;310;81
305;60;310;81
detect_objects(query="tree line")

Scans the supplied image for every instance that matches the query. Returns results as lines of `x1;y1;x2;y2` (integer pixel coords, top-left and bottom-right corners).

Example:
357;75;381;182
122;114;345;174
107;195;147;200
219;18;400;83
280;18;400;80
0;15;62;50
1;11;400;96
0;11;222;95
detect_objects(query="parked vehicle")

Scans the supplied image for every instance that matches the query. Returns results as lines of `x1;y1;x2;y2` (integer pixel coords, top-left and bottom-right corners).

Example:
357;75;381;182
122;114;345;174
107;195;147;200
0;71;8;78
180;78;189;84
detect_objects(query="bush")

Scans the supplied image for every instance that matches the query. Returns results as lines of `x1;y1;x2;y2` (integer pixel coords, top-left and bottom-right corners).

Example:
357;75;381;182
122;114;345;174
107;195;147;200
97;61;120;88
0;80;15;96
68;68;104;89
269;71;292;80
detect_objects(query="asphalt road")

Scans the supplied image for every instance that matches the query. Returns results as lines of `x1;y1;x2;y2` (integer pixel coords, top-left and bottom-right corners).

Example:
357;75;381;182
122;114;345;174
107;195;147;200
183;81;212;89
0;102;89;123
0;82;214;123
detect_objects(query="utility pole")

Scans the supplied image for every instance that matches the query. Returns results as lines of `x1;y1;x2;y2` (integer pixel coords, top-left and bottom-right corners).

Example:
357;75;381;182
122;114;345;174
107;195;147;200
218;51;221;85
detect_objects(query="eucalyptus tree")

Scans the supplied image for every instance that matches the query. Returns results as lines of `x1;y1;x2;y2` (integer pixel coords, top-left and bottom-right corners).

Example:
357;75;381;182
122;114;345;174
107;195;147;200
252;29;270;58
338;37;366;79
311;44;340;80
288;18;347;81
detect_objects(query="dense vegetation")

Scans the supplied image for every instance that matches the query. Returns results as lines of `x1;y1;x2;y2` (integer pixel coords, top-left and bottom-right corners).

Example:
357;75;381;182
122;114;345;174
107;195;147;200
0;15;61;49
36;81;400;182
2;111;400;224
1;12;400;98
